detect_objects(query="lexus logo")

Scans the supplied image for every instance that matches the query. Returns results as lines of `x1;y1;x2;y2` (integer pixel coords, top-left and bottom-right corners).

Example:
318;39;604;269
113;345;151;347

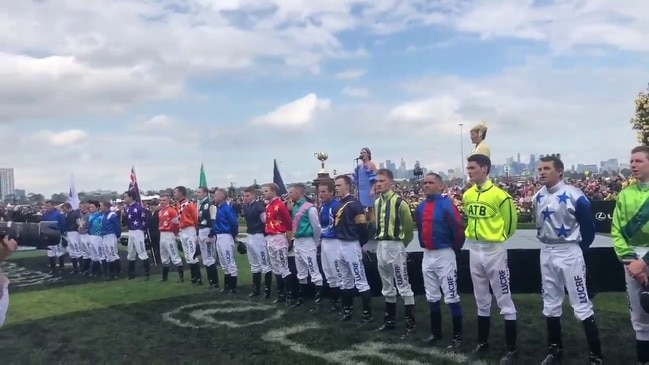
595;212;607;221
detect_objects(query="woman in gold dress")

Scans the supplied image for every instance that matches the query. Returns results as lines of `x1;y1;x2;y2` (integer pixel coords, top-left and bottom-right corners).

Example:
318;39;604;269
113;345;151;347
469;122;490;158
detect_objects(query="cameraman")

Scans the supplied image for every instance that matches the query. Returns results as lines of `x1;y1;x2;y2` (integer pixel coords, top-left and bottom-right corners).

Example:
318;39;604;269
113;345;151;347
42;201;66;274
0;235;18;328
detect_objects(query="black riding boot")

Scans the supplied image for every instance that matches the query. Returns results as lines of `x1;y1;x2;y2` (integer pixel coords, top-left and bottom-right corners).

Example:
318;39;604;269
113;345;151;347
142;259;150;281
206;264;219;289
402;304;416;338
272;274;286;303
127;260;136;280
101;260;108;277
376;302;396;331
161;266;169;282
329;287;341;312
229;275;238;294
341;289;354;321
291;283;307;308
190;264;203;285
177;265;185;283
250;272;261;297
48;257;57;274
264;272;273;299
221;274;231;293
309;285;324;312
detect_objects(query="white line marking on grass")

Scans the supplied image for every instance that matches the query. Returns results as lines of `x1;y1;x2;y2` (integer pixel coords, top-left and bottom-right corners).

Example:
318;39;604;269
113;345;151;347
262;322;487;365
0;261;61;287
162;300;285;329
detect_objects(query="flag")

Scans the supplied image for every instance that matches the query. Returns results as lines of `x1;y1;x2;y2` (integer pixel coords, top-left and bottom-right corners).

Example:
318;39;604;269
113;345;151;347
273;159;288;196
67;173;80;210
199;163;208;188
128;165;142;203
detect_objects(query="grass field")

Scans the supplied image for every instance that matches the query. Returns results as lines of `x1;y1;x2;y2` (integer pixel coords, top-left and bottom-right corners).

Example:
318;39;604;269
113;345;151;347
1;237;635;365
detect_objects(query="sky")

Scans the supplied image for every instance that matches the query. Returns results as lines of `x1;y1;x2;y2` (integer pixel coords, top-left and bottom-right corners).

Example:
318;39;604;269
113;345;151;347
1;0;648;196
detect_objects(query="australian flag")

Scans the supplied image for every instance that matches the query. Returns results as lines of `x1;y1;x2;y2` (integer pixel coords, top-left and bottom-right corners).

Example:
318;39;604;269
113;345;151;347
273;159;288;196
128;165;142;203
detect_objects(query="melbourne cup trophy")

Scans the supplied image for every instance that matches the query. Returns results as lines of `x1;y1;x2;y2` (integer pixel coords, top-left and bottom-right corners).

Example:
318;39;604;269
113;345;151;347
314;152;328;175
313;152;336;207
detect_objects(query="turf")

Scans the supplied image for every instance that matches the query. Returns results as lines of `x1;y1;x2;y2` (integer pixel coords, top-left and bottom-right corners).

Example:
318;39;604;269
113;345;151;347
0;249;636;365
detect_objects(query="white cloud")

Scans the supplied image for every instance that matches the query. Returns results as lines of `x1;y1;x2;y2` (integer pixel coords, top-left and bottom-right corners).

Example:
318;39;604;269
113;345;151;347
251;93;331;127
144;114;175;129
389;96;463;130
446;1;649;52
32;129;88;146
335;69;366;80
342;87;370;98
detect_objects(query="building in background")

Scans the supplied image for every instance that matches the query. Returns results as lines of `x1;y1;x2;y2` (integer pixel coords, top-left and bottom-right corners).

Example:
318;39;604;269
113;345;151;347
0;168;15;200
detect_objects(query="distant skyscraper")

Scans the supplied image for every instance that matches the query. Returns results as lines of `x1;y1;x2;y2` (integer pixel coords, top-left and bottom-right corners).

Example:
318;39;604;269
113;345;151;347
0;168;15;199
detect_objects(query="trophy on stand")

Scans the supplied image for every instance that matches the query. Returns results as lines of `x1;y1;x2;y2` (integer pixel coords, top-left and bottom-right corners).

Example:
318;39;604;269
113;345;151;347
313;152;335;190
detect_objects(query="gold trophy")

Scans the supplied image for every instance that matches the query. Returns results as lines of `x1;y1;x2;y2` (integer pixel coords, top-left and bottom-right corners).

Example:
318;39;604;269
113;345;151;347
314;152;329;174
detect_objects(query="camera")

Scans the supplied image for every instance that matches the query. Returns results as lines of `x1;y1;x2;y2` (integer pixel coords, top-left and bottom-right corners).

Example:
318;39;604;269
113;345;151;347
0;221;62;250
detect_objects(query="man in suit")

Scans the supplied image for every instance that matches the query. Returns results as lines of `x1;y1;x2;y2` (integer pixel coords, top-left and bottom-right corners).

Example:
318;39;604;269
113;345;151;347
142;200;161;265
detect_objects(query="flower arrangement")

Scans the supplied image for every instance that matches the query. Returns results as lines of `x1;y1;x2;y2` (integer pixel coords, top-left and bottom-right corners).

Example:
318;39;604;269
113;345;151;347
631;83;649;145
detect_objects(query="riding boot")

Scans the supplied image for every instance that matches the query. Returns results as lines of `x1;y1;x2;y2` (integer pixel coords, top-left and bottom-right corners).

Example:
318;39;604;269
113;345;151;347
142;259;150;281
376;302;396;331
101;260;108;277
161;266;169;282
402;304;416;338
206;264;218;289
229;275;238;294
193;264;203;285
48;257;57;274
309;285;323;312
273;274;286;303
291;283;307;308
264;272;273;299
127;260;136;280
250;272;261;297
176;265;185;283
221;274;231;293
341;289;353;321
329;287;341;312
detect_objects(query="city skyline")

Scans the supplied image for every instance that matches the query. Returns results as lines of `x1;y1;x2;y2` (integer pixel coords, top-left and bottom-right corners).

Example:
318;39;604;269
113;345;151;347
3;149;634;196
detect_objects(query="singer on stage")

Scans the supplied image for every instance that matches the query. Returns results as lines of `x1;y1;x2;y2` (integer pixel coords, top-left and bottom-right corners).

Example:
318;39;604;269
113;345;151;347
354;147;377;223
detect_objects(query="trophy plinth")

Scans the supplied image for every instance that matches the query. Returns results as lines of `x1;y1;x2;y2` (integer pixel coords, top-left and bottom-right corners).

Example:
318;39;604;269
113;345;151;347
313;152;334;188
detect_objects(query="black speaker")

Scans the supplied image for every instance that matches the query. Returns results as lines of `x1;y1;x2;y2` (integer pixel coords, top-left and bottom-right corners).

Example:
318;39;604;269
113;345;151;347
0;221;62;249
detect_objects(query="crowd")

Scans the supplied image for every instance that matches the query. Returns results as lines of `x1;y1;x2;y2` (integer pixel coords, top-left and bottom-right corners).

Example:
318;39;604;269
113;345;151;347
0;176;628;226
394;176;628;224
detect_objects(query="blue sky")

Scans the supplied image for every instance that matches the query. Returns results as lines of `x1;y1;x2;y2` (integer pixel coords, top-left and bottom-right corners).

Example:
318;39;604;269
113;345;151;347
0;0;648;195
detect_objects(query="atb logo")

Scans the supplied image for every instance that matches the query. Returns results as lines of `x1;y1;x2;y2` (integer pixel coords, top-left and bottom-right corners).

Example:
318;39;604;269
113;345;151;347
594;212;611;221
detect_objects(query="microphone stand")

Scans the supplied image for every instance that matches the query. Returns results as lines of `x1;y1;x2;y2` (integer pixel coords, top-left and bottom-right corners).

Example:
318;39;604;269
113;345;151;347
353;157;361;201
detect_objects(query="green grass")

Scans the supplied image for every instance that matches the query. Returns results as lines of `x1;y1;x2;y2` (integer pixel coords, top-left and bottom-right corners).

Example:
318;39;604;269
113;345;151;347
0;250;634;364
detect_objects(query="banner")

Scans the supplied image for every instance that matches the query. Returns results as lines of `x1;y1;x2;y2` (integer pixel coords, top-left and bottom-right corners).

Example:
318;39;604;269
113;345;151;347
591;200;615;233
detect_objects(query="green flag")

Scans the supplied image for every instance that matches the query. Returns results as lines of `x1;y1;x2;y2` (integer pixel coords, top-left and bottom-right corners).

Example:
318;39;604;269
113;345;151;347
199;163;208;188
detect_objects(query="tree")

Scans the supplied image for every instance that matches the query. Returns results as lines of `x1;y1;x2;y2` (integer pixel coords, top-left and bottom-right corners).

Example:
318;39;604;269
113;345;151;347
27;193;44;205
631;83;649;144
51;192;68;203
